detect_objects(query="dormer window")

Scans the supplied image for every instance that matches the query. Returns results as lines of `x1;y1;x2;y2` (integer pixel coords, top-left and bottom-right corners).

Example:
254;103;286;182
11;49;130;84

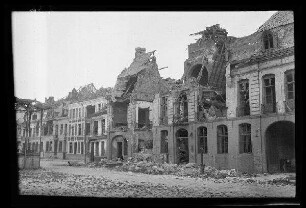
263;31;274;50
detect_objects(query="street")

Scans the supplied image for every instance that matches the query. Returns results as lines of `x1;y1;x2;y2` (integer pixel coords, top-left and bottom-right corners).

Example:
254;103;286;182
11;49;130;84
18;159;296;198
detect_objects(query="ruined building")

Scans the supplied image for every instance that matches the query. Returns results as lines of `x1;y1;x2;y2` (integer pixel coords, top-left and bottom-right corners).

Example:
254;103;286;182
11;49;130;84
152;11;295;173
107;47;168;160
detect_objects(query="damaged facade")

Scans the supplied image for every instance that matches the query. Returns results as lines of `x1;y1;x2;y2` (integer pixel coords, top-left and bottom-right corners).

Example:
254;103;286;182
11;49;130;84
107;47;168;160
16;11;294;174
152;11;295;173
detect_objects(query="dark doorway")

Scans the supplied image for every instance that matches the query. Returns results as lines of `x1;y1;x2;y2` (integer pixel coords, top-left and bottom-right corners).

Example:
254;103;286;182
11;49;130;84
266;121;295;173
74;142;77;154
90;142;94;162
176;129;189;164
117;142;123;159
54;140;58;156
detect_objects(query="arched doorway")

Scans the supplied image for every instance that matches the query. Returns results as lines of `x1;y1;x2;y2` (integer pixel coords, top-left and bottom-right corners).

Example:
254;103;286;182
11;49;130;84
190;64;208;86
176;128;189;164
111;136;128;160
266;121;295;173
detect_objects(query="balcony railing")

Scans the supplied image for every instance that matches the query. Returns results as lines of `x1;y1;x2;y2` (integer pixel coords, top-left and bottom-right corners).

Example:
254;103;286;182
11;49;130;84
236;106;250;117
284;100;295;113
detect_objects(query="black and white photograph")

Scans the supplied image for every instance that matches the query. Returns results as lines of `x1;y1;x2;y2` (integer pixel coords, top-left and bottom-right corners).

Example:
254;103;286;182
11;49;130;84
8;8;298;203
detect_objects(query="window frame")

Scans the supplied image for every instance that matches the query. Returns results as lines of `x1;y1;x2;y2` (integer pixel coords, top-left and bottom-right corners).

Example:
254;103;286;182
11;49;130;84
239;123;252;154
217;125;228;154
198;126;208;154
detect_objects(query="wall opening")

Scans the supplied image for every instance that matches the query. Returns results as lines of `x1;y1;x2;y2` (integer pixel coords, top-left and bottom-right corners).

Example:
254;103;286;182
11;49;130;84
266;121;295;173
190;64;208;86
176;128;189;164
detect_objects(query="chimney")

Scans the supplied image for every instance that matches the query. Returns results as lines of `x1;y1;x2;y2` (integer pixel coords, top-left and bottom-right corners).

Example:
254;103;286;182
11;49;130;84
135;47;146;58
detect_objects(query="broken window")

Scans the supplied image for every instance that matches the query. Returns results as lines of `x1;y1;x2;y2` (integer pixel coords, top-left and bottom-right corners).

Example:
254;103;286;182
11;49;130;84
174;92;188;123
69;142;73;153
78;124;82;135
101;141;105;155
101;119;106;134
68;124;71;136
95;142;99;156
217;125;228;154
60;124;63;135
160;96;168;125
85;123;90;135
112;102;128;128
138;108;150;128
263;74;276;113
160;130;168;154
237;79;250;117
72;126;74;136
263;31;274;50
58;141;62;152
98;104;101;111
81;142;84;154
86;105;95;118
93;121;98;135
239;123;252;153
285;70;295;111
55;125;58;136
198;127;208;154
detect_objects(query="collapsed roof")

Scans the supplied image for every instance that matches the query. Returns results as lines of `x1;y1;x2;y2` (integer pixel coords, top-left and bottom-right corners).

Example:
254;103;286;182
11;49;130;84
112;47;167;102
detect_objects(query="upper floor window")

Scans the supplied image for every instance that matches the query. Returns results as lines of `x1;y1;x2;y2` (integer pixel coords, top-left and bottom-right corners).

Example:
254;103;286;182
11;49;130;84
217;125;228;154
60;124;63;135
101;119;106;134
284;70;295;111
174;92;188;123
79;108;81;118
160;96;168;125
285;70;295;100
263;31;274;50
237;79;250;116
239;123;252;154
93;121;98;135
262;74;276;113
32;114;37;120
198;127;208;154
78;124;82;136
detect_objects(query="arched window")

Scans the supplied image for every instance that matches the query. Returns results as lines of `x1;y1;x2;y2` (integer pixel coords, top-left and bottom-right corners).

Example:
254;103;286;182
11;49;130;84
198;127;208;154
263;31;274;50
239;123;252;153
217;125;228;154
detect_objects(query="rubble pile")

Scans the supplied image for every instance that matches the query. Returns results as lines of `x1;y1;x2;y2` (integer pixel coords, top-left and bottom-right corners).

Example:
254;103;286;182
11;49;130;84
88;152;240;179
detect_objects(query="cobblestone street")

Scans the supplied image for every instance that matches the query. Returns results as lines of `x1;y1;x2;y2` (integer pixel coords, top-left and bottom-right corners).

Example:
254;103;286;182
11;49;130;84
18;159;296;198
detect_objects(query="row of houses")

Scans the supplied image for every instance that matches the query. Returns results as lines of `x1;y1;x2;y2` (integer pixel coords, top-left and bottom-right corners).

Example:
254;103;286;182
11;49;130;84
16;11;295;173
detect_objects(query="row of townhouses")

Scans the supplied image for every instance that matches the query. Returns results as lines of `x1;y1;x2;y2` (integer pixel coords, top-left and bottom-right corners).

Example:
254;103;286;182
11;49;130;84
16;11;295;173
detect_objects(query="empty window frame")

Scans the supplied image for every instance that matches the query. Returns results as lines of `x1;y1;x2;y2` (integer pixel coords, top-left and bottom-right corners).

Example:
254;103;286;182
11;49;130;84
78;124;82;135
198;126;208;154
101;119;106;134
285;70;295;101
239;123;252;153
160;96;168;123
238;79;250;116
94;121;98;135
263;74;276;113
217;125;228;154
160;130;169;154
263;31;274;50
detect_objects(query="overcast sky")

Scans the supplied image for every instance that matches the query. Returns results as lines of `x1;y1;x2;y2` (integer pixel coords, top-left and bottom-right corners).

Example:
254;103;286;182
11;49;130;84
12;11;276;102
